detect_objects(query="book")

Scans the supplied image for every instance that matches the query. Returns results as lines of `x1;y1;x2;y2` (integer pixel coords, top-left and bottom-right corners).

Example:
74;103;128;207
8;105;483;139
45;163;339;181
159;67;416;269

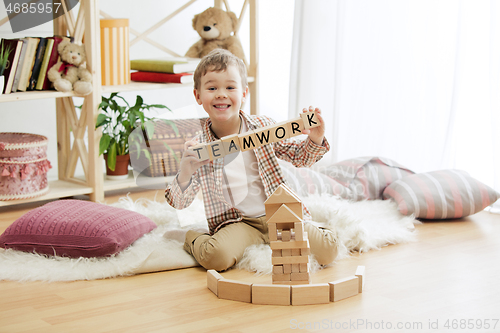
0;39;23;94
42;36;70;90
27;37;47;91
130;71;193;84
130;57;200;74
35;38;54;90
10;39;28;92
16;37;39;92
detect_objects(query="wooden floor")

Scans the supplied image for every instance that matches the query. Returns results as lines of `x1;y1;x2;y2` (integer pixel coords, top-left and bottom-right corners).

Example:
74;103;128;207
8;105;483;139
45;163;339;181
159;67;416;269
1;190;500;333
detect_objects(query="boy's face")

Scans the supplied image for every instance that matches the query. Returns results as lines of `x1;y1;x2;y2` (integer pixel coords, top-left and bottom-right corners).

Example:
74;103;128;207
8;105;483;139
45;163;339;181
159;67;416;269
194;65;248;124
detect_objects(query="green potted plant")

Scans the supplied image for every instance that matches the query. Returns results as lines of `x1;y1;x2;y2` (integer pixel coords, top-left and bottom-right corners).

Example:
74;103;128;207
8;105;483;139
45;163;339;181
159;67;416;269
0;42;12;94
96;92;176;179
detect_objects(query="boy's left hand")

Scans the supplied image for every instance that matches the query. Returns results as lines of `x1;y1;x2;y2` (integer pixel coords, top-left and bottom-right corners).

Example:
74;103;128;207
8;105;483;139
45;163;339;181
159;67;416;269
301;106;325;145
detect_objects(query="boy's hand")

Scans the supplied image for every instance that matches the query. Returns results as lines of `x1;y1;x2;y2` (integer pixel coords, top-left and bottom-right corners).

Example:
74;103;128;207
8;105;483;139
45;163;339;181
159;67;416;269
301;106;325;145
177;140;209;191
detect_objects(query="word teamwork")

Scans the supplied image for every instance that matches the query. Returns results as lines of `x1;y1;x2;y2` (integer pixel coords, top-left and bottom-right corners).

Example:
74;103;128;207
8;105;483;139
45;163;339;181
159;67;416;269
206;184;367;306
190;111;321;161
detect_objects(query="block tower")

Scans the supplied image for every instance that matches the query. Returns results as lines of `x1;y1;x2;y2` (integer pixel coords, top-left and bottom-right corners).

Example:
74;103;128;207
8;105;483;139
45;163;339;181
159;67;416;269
265;184;311;285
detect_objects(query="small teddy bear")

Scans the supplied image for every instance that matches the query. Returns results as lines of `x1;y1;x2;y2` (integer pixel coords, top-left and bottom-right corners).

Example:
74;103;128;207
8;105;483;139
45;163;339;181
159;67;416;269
185;7;246;65
47;41;92;96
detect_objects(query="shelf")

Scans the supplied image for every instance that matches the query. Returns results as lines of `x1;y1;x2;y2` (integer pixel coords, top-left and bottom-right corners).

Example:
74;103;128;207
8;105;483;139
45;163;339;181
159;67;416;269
102;171;174;191
0;90;76;103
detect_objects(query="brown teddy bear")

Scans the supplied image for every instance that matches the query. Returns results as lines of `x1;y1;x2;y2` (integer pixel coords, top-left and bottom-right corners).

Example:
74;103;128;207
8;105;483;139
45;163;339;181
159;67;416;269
47;41;92;96
185;7;246;65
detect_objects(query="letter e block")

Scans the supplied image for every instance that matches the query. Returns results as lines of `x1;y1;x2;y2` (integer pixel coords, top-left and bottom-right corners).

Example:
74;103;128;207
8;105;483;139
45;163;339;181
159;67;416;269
207;140;225;160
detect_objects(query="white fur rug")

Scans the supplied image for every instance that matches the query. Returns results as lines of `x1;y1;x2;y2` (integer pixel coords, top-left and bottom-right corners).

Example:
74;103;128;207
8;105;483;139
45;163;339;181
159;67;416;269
0;194;419;282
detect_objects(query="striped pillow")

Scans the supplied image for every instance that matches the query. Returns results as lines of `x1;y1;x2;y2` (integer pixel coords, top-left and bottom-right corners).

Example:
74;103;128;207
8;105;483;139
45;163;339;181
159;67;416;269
319;157;414;200
278;160;352;198
383;170;500;219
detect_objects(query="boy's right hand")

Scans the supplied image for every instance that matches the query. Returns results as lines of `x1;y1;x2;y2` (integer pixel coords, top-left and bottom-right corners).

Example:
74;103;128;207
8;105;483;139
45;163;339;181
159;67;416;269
177;140;209;190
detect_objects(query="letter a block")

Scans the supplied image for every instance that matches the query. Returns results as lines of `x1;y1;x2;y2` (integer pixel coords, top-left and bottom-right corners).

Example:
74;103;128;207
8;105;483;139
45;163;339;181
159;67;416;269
220;134;241;155
300;111;320;130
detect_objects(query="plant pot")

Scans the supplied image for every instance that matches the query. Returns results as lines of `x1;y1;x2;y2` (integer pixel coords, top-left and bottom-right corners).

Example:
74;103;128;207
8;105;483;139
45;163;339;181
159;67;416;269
104;154;130;180
0;76;4;94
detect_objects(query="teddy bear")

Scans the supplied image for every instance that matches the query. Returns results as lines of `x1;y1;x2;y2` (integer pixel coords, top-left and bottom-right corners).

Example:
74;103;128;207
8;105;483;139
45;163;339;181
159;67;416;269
185;7;246;65
47;41;92;96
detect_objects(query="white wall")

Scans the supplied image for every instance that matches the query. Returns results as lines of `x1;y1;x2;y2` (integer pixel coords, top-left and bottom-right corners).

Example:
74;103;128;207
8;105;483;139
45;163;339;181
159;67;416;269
0;0;295;181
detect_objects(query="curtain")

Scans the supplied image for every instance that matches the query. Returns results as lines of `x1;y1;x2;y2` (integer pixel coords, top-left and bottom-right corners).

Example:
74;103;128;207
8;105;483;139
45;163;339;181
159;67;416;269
289;0;500;207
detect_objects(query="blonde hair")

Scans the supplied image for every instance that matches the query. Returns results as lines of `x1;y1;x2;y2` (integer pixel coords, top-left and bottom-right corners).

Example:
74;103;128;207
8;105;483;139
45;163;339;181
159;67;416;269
193;49;247;90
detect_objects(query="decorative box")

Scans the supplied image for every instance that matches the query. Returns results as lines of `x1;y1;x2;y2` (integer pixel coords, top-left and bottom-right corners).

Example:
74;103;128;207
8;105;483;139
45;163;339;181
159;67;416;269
0;133;52;201
100;18;130;86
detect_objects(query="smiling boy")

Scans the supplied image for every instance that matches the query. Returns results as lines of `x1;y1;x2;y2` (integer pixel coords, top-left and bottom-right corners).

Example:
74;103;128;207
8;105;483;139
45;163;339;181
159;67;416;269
165;49;338;271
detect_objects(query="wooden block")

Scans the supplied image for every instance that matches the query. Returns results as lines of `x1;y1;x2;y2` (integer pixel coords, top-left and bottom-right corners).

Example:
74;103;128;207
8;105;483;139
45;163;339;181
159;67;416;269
218;279;253;303
189;144;209;161
252;284;291;305
294;222;304;241
301;248;310;256
281;230;291;242
283;264;292;274
291;272;310;281
300;111;321;129
267;204;302;224
288;117;305;137
291;283;330;305
238;131;258;152
220;134;241;155
272;249;282;257
291;249;301;256
272;254;309;265
270;235;309;250
355;266;366;292
273;280;311;285
207;140;225;160
273;265;284;274
269;121;290;143
265;203;302;222
329;276;359;302
264;184;302;205
291;263;300;273
207;270;223;296
253;125;273;148
268;223;278;241
272;273;291;282
282;249;292;257
299;263;308;273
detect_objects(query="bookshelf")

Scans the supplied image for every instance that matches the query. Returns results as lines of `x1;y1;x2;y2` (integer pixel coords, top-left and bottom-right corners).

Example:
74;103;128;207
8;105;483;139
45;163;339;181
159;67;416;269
0;0;259;207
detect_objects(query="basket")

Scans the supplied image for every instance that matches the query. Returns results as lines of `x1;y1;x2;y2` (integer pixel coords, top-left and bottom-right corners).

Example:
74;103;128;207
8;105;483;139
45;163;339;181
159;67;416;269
0;133;52;201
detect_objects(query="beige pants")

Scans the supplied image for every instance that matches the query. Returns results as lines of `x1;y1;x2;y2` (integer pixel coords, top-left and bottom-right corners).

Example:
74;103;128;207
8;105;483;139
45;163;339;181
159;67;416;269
184;216;338;272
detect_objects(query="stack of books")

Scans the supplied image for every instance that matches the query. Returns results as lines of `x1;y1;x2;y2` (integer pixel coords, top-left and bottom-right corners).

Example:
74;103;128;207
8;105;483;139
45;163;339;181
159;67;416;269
0;36;72;94
130;57;201;85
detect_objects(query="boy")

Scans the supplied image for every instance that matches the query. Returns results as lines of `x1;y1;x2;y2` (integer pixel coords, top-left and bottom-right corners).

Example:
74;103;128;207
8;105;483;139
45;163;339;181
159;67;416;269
165;49;338;271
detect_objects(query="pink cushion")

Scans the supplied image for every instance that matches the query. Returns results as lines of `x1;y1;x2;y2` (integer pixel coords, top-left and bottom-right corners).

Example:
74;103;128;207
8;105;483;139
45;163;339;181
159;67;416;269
0;200;157;258
319;157;415;200
382;170;500;219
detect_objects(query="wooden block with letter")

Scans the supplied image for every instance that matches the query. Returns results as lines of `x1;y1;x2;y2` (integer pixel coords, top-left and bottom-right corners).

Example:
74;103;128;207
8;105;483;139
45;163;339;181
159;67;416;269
253;125;273;148
268;122;291;143
252;284;291;305
218;279;253;303
189;143;209;161
329;276;359;302
207;269;223;296
291;283;330;305
288;117;305;137
355;266;366;292
206;140;225;160
238;131;258;152
220;134;240;155
300;111;321;129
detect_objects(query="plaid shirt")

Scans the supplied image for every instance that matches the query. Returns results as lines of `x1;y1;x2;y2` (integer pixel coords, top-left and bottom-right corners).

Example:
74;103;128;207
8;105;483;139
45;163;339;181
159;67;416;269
165;111;330;234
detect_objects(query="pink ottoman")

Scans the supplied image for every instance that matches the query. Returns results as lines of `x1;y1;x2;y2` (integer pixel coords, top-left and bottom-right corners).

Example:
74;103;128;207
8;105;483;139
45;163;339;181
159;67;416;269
0;133;52;201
